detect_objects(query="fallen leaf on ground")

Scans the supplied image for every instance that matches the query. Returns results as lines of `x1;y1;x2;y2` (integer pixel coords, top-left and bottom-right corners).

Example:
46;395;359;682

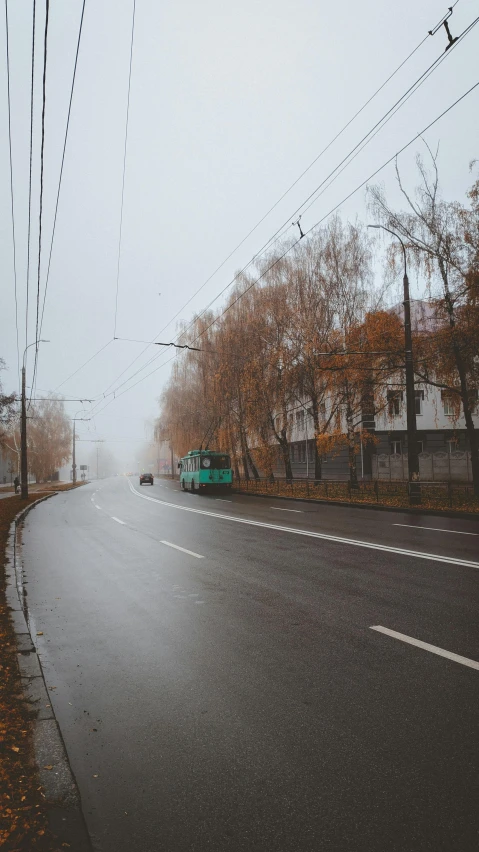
43;765;53;770
36;631;43;636
11;745;20;752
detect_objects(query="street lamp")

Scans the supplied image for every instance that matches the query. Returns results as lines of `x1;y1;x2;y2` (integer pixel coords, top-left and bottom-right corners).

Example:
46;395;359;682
21;340;49;499
72;409;91;483
368;225;420;504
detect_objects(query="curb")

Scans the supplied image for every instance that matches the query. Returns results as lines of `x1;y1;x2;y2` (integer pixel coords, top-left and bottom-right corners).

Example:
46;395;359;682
5;494;93;852
233;487;479;521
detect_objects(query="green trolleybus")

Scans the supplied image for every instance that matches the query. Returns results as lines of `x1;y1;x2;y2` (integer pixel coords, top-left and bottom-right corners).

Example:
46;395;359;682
179;450;233;493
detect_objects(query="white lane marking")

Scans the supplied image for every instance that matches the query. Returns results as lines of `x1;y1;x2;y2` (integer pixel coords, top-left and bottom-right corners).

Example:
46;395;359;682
111;516;125;525
216;498;232;502
270;507;303;513
393;523;477;536
370;626;479;672
127;481;479;569
160;540;204;559
94;504;101;510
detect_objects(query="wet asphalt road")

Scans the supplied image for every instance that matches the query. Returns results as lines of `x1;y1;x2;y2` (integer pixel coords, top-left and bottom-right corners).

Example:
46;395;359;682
21;477;479;851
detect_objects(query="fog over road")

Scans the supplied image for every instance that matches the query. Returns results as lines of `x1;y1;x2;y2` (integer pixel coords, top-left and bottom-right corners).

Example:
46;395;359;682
21;477;479;851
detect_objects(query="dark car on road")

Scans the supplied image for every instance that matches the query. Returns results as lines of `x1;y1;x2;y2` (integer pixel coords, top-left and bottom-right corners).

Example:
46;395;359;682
139;473;154;486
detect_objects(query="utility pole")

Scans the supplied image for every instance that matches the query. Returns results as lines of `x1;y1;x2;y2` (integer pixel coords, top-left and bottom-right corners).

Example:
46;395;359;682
21;366;28;499
368;225;421;504
20;340;49;499
72;427;76;483
170;442;174;479
71;411;90;484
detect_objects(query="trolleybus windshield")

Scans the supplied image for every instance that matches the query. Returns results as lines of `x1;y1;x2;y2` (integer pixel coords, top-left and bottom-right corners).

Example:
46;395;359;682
203;455;230;469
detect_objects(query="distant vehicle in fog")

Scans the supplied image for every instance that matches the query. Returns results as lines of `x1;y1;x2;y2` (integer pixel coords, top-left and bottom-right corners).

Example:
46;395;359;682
139;472;154;486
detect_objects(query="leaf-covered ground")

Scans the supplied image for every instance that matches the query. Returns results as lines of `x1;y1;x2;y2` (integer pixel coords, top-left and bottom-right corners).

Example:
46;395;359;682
0;488;84;850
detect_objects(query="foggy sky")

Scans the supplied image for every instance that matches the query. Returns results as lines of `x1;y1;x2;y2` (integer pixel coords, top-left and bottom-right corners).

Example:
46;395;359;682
1;0;478;471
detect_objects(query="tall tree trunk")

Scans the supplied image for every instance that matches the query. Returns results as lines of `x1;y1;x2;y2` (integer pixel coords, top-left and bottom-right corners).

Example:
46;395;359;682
240;427;250;481
280;428;293;480
346;395;358;488
229;427;241;481
246;443;260;480
311;399;322;481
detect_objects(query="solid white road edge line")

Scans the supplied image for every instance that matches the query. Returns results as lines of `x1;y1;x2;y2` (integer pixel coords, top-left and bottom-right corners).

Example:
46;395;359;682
270;507;303;513
215;498;232;502
370;625;479;671
393;523;477;536
127;480;479;569
111;516;126;525
160;541;204;559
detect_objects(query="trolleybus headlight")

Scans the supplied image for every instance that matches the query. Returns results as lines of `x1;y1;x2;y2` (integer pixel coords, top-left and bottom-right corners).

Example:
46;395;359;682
202;458;211;468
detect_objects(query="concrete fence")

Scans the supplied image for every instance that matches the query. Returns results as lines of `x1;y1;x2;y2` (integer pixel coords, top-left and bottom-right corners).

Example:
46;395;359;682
372;451;473;483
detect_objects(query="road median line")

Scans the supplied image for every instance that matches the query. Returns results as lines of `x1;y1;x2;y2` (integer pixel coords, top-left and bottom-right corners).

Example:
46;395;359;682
370;626;479;671
160;540;204;559
127;480;479;570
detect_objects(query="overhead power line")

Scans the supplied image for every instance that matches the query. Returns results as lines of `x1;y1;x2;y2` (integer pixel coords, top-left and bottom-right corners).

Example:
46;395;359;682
37;0;87;346
91;17;443;402
4;0;20;388
87;77;479;418
25;0;37;352
54;338;113;392
93;9;476;405
113;0;136;338
30;0;50;402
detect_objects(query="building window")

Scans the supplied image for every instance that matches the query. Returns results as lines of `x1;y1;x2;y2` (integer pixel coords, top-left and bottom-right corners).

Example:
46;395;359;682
296;409;305;429
387;390;402;417
447;438;458;454
417;440;424;454
390;440;401;455
319;402;326;418
441;392;456;416
415;389;425;415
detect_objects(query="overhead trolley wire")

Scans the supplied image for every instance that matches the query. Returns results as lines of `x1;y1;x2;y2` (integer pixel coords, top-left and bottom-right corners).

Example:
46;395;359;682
133;1;464;347
95;10;478;406
90;16;443;402
88;77;479;419
30;0;50;403
53;0;135;395
55;3;472;409
37;0;87;347
54;338;113;392
113;0;136;338
25;0;37;352
4;0;20;388
94;8;479;404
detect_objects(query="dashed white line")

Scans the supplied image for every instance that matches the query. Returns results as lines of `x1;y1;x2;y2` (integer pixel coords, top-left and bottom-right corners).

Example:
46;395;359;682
160;541;204;559
270;507;303;513
216;498;232;502
393;523;477;536
128;481;479;570
111;516;125;525
94;504;101;510
371;626;479;671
